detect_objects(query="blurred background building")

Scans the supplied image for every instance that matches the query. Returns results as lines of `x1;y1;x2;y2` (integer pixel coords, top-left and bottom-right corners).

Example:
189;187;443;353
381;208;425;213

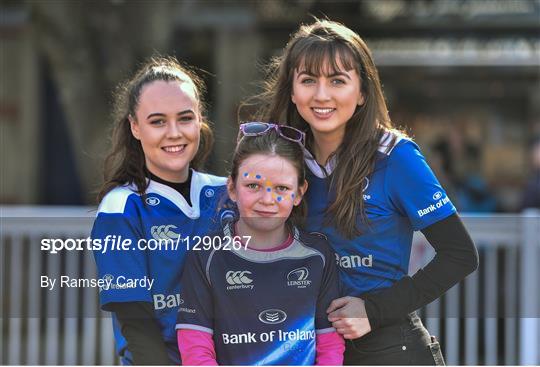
1;0;539;365
1;0;539;210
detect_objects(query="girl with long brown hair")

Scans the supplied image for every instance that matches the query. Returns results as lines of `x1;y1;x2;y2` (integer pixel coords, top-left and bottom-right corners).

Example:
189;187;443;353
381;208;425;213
250;20;478;365
92;56;228;365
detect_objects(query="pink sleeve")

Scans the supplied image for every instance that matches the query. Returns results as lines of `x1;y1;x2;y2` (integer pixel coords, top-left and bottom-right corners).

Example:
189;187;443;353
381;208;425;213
315;331;345;365
177;329;218;366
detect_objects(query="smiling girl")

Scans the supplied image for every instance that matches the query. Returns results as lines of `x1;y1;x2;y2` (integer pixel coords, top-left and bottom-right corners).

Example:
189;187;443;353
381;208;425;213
176;123;344;365
250;20;479;365
92;57;228;365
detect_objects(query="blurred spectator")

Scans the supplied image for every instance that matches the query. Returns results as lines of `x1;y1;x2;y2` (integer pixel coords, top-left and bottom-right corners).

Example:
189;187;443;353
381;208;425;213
520;138;540;210
432;127;497;212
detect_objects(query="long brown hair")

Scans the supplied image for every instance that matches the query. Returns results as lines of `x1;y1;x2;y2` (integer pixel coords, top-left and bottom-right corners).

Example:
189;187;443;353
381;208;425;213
229;130;307;228
247;20;403;238
97;56;214;203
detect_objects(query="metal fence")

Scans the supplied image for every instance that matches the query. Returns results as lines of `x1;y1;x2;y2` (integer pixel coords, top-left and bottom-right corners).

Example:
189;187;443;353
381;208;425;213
1;206;116;365
1;206;539;365
411;211;539;365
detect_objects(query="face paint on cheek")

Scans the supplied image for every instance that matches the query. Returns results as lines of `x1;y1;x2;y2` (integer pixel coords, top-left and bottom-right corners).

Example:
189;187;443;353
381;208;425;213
271;192;290;203
241;172;296;203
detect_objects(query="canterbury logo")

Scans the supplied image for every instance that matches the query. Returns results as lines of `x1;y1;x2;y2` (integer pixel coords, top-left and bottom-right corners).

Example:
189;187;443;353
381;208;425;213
225;271;253;285
150;225;180;241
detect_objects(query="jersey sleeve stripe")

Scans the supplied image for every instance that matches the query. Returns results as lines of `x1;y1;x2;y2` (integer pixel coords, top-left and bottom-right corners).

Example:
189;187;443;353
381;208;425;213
378;131;405;155
175;323;214;335
194;170;227;187
315;327;337;334
205;250;217;286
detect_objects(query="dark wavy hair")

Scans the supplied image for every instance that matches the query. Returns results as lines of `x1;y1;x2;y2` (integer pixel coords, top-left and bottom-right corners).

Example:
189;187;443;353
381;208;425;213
97;56;213;203
246;19;405;238
229;130;307;228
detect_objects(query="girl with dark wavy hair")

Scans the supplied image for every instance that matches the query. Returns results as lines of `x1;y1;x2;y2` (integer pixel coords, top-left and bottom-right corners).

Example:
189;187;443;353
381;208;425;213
249;20;478;365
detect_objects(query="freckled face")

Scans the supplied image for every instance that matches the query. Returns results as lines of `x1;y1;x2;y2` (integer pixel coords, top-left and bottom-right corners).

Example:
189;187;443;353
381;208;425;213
130;80;201;182
228;154;306;235
291;59;364;143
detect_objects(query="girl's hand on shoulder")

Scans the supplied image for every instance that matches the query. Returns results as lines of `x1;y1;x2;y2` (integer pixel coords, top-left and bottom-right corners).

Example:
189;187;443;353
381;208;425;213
326;296;372;339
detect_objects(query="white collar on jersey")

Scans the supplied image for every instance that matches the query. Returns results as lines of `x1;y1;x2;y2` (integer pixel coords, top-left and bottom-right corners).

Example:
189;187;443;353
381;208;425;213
145;169;224;219
303;147;337;179
97;170;225;216
217;222;325;264
303;131;403;178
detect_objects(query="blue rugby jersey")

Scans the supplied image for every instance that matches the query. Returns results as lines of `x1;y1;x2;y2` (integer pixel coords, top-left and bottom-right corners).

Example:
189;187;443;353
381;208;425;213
91;170;232;362
304;132;456;297
176;223;340;365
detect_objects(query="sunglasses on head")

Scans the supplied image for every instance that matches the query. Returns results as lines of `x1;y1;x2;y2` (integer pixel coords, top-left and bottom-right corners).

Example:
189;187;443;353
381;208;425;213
239;122;305;145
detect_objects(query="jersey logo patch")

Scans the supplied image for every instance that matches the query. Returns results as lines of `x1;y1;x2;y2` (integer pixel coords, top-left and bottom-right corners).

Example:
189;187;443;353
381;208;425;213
287;267;312;288
204;188;215;198
362;177;371;201
258;309;287;324
145;196;160;206
151;225;180;241
362;177;370;192
100;274;114;291
226;270;253;285
309;231;328;240
220;209;236;226
225;270;254;290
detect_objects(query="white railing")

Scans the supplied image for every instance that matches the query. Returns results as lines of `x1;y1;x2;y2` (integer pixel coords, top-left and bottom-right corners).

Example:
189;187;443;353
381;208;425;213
411;211;539;365
1;206;116;365
1;206;539;365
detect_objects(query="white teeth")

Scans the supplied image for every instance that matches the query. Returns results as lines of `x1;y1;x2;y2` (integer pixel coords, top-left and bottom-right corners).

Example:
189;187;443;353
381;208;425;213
163;145;185;153
313;108;334;114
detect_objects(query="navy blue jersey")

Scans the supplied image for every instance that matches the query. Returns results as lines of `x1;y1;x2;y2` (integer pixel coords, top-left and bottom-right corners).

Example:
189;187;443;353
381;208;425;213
304;133;457;297
176;223;340;365
91;170;231;361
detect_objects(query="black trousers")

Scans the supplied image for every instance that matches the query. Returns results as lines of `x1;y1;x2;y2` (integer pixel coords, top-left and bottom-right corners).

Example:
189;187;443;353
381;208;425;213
344;313;445;365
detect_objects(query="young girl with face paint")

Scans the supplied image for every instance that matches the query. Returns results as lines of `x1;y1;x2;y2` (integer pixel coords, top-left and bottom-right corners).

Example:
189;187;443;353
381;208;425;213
92;57;229;365
250;20;479;365
176;123;345;365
